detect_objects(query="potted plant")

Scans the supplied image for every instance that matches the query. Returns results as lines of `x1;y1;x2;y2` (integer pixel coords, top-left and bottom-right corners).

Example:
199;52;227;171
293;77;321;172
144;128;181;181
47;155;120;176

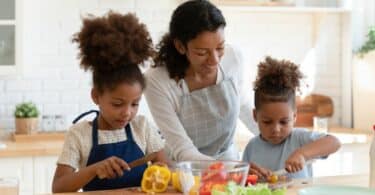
358;26;375;57
14;102;39;134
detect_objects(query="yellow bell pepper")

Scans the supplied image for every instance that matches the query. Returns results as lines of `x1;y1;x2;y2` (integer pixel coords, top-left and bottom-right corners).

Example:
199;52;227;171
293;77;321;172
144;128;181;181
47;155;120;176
141;164;171;193
171;171;200;194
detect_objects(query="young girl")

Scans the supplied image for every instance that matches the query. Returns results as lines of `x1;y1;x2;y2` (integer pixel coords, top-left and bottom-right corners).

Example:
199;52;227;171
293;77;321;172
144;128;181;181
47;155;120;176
243;57;341;179
52;12;168;192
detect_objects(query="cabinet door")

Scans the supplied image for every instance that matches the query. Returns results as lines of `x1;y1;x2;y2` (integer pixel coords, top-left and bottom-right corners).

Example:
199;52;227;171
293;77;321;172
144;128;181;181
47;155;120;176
0;0;19;75
0;157;33;195
0;25;15;66
33;156;58;194
0;0;15;19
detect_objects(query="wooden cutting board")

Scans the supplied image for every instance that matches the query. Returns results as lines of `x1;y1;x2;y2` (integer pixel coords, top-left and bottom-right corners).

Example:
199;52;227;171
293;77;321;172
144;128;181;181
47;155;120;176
295;94;334;127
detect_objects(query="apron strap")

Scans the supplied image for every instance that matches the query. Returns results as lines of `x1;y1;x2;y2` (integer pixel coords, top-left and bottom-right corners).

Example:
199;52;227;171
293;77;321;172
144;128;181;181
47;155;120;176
179;64;226;95
92;117;99;147
72;110;99;124
125;124;134;142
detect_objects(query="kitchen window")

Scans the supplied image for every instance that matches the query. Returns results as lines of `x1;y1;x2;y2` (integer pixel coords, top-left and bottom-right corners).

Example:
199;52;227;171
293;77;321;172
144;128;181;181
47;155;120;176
0;0;19;75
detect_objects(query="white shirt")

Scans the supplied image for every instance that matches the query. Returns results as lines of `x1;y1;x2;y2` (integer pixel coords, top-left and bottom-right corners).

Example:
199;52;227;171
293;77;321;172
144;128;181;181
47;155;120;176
57;115;165;170
144;45;258;161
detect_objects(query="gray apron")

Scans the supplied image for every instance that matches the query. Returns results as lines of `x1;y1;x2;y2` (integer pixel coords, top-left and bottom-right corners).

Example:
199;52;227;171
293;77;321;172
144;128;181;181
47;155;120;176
177;66;240;160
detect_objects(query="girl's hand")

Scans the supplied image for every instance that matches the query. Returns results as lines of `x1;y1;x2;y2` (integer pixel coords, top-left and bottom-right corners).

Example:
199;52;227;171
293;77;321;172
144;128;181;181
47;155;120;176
249;162;272;180
94;156;130;179
285;150;306;173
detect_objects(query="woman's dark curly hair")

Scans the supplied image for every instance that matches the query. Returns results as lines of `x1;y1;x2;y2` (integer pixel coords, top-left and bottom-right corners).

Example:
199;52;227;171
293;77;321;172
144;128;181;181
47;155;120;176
154;0;226;80
254;56;304;110
72;12;154;94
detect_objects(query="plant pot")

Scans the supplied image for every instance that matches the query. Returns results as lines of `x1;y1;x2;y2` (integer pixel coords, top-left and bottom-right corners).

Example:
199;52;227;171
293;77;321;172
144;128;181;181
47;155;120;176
15;118;39;134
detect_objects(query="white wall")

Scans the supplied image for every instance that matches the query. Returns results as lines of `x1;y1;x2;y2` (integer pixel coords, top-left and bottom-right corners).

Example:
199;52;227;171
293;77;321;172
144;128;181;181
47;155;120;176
0;0;349;132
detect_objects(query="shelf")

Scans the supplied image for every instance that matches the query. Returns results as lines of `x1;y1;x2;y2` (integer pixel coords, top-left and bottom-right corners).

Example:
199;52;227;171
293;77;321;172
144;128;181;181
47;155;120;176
0;20;15;25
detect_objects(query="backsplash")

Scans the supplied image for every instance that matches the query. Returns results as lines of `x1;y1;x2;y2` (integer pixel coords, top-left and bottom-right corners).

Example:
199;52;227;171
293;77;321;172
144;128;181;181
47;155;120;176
0;0;348;131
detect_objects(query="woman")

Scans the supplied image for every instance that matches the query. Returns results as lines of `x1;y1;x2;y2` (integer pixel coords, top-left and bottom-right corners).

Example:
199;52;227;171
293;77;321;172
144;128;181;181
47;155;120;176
144;0;258;161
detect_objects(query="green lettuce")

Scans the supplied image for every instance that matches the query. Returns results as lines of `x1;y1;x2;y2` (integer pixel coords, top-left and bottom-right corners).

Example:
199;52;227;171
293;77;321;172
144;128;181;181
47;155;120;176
211;182;286;195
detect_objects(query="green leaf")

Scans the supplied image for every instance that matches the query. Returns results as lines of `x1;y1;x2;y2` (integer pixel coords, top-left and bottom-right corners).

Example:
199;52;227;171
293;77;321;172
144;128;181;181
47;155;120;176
358;26;375;57
14;102;39;118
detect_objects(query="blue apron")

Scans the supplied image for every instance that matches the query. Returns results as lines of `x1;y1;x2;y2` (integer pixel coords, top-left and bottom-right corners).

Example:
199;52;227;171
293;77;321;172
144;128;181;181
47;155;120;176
72;110;147;191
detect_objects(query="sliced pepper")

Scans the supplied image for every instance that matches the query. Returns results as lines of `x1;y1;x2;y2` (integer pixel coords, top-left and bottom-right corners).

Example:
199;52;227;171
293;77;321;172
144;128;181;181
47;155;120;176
171;171;200;193
141;164;171;193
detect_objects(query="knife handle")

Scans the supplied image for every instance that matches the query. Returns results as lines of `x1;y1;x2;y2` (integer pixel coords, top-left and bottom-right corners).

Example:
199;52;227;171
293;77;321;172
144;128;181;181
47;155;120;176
274;159;316;175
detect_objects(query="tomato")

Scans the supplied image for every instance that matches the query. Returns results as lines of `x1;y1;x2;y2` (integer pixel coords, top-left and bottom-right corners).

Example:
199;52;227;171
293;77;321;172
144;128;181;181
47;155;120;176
208;162;224;170
199;189;211;195
268;174;278;183
198;162;229;195
229;173;243;183
246;174;258;185
202;170;227;182
199;181;214;195
199;181;227;195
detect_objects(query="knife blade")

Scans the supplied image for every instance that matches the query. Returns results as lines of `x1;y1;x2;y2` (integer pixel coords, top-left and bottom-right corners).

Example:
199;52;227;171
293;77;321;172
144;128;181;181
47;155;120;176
273;159;315;176
128;152;158;169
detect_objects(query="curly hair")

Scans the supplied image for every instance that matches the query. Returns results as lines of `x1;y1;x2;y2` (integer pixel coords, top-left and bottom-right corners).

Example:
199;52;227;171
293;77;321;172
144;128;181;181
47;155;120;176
254;56;304;110
72;11;154;93
153;0;226;80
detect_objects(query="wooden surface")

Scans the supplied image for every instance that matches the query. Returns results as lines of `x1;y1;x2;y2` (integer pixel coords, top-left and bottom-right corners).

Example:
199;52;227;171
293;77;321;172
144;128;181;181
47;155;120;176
12;132;65;142
48;174;369;195
0;139;64;157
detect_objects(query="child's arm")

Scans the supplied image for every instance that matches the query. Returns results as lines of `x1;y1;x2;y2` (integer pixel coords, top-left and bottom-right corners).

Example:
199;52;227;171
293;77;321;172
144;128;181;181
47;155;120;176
249;162;273;179
285;135;341;173
52;156;130;192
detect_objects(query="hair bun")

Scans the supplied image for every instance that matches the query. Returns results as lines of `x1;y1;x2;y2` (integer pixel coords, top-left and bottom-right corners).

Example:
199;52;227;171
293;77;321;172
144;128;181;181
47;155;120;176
73;11;154;72
254;56;304;92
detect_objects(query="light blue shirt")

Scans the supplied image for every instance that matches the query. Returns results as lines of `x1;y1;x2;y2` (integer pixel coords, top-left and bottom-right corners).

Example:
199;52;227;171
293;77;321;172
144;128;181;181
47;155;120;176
242;128;326;178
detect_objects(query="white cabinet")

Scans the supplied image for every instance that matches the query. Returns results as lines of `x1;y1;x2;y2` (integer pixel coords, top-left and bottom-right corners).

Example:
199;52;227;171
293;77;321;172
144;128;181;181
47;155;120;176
353;51;375;132
0;155;58;195
0;157;33;195
0;0;22;75
33;156;58;194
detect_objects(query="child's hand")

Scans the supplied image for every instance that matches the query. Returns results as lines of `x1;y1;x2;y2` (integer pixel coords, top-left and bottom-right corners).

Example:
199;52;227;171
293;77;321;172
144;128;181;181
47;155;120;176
94;156;131;179
285;150;306;173
249;162;272;180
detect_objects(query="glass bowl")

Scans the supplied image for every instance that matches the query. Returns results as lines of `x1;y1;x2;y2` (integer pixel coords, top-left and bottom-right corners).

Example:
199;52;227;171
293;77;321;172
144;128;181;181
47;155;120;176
174;160;249;194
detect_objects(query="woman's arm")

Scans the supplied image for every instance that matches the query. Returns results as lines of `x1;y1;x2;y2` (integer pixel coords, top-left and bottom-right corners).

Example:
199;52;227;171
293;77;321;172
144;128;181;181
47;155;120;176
52;164;97;192
144;69;212;161
152;150;173;167
228;45;258;135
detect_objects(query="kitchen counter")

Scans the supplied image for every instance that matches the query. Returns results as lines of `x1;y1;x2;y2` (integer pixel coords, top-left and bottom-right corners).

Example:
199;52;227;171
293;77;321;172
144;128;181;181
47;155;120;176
49;174;370;195
0;139;64;157
0;126;371;158
0;132;65;157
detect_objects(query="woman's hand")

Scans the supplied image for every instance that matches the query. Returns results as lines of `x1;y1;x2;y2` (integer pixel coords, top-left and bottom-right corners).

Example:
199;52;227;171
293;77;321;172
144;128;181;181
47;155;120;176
249;162;272;180
94;156;130;179
285;149;306;173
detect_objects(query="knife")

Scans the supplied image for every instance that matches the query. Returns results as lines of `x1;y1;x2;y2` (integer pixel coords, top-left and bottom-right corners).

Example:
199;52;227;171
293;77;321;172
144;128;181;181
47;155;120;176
273;159;315;176
128;152;158;169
